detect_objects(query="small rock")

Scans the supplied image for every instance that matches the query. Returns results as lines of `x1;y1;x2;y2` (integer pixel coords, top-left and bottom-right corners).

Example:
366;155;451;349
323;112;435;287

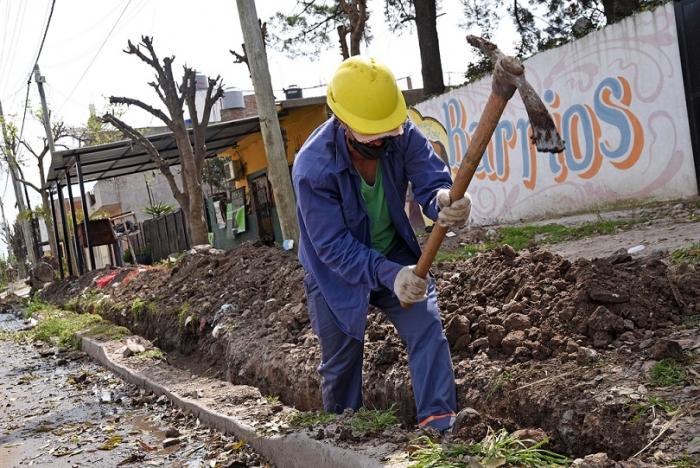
486;325;507;348
503;313;531;331
501;331;527;355
162;437;181;448
445;316;471;345
577;347;599;365
511;428;548;447
589;290;630;304
571;452;611;467
649;339;684;360
688;436;700;454
165;428;180;438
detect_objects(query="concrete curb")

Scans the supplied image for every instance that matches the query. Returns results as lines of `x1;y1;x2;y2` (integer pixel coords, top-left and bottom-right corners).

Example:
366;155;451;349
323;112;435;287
82;337;393;468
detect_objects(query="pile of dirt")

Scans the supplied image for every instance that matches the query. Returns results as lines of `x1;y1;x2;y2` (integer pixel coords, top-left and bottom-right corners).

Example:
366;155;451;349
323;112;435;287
38;238;700;465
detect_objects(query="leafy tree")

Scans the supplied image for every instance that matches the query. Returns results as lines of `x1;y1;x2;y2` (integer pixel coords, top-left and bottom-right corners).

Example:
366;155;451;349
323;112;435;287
270;0;447;97
68;105;124;147
100;36;224;246
459;0;663;61
384;0;445;96
268;0;371;61
0;219;27;278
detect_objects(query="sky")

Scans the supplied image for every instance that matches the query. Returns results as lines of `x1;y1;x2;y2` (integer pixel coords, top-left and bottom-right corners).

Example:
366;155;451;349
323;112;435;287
0;0;518;259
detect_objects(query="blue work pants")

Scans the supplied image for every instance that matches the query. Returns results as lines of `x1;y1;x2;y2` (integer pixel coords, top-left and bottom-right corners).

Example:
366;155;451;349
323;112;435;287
304;239;457;430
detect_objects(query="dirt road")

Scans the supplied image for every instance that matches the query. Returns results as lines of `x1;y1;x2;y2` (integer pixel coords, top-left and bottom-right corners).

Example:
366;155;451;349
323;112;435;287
0;311;271;468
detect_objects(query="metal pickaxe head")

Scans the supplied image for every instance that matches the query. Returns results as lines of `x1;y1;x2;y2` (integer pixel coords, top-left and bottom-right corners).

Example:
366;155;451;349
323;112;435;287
467;35;566;154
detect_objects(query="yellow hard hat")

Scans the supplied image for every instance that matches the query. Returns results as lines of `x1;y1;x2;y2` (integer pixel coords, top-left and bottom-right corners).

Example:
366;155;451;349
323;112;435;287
327;56;407;136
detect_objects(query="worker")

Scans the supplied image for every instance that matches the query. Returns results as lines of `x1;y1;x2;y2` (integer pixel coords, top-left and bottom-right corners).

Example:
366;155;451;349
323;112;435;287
292;56;472;433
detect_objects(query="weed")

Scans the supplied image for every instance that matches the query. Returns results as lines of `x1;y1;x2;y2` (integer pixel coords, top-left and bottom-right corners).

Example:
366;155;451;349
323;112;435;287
487;371;512;399
289;411;336;428
264;395;280;405
649;358;687;387
348;405;399;433
671;454;700;467
28;309;128;348
630;394;677;422
409;428;572;467
681;316;700;329
64;297;80;312
23;299;53;317
131;298;145;321
177;302;195;331
136;349;165;360
439;219;640;263
669;243;700;266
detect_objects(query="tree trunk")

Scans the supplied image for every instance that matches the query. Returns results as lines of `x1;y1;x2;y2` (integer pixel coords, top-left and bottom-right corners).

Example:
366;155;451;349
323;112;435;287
237;0;300;249
40;191;58;259
601;0;640;24
414;0;444;96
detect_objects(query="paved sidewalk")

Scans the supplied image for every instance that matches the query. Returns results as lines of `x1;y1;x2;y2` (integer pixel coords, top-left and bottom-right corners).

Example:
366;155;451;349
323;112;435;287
81;336;408;468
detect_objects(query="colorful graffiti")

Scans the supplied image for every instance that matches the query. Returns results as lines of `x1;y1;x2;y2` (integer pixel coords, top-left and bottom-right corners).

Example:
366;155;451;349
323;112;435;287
411;76;645;191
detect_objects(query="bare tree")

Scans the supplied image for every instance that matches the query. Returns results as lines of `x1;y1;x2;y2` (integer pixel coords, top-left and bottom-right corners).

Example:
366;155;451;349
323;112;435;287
101;36;224;246
17;109;73;259
231;19;269;73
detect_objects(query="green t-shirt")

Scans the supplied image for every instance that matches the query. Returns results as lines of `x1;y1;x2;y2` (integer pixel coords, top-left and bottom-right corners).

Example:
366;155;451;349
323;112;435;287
357;162;397;254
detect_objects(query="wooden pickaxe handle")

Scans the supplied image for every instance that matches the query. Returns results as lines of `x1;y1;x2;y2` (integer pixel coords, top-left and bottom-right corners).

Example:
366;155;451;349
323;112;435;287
400;37;565;308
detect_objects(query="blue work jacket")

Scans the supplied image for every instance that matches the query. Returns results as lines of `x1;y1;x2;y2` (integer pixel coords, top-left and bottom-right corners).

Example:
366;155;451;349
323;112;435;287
292;117;452;340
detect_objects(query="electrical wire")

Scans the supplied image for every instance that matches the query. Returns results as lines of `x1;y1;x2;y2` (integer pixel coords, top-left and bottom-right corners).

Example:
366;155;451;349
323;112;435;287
57;0;133;116
18;0;56;143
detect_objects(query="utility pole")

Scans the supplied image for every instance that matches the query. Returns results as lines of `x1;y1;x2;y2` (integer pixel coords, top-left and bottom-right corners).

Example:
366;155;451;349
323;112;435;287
0;197;15;293
0;99;38;273
33;64;61;261
236;0;299;250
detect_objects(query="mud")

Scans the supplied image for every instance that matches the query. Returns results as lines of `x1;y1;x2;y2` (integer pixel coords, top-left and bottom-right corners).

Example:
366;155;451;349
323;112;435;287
36;201;700;465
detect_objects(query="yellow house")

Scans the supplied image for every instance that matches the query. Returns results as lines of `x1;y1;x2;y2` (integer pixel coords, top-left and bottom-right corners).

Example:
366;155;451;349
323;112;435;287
208;96;328;249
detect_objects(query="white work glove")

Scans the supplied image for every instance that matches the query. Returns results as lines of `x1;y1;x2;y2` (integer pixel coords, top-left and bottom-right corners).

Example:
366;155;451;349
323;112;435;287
436;189;472;228
394;265;429;304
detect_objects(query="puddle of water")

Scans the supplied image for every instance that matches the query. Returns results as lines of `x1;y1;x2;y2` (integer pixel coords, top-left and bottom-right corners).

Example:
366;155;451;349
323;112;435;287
0;312;26;332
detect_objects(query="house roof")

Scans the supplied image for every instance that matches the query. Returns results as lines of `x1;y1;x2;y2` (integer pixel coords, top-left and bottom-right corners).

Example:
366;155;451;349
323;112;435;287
44;115;263;189
44;90;425;190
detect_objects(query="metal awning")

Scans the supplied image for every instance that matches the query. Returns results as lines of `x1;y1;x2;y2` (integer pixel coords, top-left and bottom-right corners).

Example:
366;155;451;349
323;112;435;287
44;116;263;188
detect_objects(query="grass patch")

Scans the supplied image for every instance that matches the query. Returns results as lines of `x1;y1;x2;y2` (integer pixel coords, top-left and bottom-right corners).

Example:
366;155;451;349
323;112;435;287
289;411;336;428
177;302;196;331
681;316;700;330
135;349;165;360
630;394;677;422
264;395;280;405
438;219;639;263
669;243;700;266
348;405;399;433
487;371;512;400
19;309;129;348
23;298;54;317
671;455;700;467
131;298;145;321
410;428;571;467
649;358;687;387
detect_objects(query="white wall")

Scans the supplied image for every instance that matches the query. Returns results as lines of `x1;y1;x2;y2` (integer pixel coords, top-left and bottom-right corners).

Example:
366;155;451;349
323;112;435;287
92;168;184;223
411;3;697;225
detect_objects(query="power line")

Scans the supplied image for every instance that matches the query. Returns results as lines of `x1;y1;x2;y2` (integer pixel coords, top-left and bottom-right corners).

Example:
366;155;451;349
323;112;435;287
18;0;56;143
57;0;133;116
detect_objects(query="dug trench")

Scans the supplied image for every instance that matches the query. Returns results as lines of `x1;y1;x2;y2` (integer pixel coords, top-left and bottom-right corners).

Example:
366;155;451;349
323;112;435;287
38;240;700;463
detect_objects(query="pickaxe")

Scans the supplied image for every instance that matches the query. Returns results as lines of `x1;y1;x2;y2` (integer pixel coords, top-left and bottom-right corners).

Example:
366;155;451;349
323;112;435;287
401;35;566;308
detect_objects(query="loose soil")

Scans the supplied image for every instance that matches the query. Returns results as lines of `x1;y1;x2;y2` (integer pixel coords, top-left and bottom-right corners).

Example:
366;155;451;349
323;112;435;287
37;199;700;466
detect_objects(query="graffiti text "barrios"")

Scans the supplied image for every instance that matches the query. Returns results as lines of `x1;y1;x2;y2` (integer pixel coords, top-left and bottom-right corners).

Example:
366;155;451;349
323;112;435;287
441;76;644;190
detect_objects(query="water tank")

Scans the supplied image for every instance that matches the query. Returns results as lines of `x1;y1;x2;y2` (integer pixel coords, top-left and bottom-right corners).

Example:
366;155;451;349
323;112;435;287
284;85;303;100
222;87;245;109
195;74;208;90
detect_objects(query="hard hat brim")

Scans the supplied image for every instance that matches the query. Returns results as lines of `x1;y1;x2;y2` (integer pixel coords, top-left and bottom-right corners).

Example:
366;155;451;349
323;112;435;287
345;123;405;143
